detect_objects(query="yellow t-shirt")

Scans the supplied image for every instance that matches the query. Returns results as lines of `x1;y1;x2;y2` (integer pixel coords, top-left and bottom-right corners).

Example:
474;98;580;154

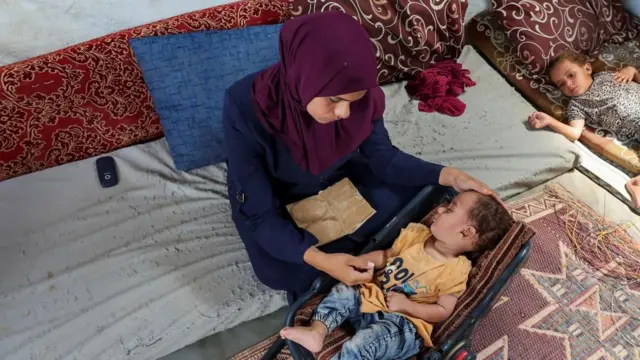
359;223;472;346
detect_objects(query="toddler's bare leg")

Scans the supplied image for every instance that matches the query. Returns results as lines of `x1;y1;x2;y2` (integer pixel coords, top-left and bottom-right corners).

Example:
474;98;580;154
280;321;328;353
280;283;362;353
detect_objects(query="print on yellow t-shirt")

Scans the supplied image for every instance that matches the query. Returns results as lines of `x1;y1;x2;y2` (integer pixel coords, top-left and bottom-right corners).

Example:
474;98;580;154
359;223;472;346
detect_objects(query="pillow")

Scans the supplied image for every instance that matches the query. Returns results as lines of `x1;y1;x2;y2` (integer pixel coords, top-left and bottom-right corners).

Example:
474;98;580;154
492;0;639;75
288;0;468;84
0;0;290;182
130;24;282;171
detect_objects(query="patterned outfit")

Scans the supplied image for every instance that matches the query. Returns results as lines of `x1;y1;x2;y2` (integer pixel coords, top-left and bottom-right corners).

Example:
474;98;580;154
565;72;640;144
312;223;471;360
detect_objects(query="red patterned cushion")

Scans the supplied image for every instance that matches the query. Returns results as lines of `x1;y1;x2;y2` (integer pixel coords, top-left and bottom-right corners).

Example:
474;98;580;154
0;0;290;182
493;0;639;74
288;0;468;84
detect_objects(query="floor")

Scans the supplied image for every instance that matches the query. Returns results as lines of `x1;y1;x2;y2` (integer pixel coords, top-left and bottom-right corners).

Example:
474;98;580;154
161;169;640;360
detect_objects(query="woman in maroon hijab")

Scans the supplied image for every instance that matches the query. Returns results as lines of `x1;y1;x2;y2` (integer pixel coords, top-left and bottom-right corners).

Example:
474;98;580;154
223;12;494;297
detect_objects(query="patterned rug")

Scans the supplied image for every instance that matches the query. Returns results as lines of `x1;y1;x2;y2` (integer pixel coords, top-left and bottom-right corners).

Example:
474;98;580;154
233;187;640;360
472;189;639;360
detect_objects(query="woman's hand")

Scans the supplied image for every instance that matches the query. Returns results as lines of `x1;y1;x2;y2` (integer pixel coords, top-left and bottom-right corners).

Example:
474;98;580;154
386;291;411;313
304;248;374;286
439;167;491;196
528;111;553;129
439;167;504;207
325;253;375;285
355;250;387;270
614;66;637;84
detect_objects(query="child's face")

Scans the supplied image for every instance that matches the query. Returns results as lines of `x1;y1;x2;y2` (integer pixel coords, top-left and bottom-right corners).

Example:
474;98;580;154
550;59;593;97
306;90;368;124
429;192;479;253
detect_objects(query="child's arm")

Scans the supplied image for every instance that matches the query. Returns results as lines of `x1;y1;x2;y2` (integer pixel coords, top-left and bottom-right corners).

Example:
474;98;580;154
528;111;585;142
386;292;458;323
546;118;585;142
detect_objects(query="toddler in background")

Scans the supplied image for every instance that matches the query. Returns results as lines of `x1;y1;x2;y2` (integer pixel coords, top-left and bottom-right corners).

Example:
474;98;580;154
528;50;640;207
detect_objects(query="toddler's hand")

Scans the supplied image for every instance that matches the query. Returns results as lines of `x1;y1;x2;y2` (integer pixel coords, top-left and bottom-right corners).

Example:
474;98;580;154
528;112;552;129
386;291;411;313
614;66;637;84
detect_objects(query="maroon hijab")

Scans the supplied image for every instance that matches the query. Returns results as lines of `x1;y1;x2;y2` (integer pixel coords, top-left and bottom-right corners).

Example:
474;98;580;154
252;12;385;175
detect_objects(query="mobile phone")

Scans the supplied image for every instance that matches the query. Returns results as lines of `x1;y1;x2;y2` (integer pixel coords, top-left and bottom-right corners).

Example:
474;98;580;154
96;156;119;188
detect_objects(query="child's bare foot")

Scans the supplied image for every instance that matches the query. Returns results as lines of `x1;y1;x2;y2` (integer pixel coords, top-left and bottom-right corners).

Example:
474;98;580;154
279;322;326;353
625;176;640;208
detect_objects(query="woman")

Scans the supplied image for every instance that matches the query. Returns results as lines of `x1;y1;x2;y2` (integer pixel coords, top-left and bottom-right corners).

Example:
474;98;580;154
223;12;495;296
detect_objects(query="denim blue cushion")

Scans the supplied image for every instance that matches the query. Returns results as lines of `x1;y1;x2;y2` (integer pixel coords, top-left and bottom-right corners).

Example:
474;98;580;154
130;24;282;171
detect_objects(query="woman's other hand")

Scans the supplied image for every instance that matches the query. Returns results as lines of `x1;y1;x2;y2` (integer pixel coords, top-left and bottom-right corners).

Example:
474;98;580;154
439;167;491;195
439;167;504;207
614;66;637;84
304;248;374;285
528;111;552;129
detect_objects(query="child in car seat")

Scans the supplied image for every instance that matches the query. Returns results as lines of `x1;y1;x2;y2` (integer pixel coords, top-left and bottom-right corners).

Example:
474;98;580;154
279;190;513;360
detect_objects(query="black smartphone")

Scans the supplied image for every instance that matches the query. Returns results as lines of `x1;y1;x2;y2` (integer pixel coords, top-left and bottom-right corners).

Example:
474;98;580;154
96;156;119;188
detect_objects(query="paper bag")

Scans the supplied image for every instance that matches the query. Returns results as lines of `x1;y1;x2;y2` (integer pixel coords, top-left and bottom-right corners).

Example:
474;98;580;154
286;178;376;246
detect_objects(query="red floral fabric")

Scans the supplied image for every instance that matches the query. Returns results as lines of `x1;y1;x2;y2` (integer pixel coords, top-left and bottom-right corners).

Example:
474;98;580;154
492;0;639;75
0;0;291;182
288;0;469;84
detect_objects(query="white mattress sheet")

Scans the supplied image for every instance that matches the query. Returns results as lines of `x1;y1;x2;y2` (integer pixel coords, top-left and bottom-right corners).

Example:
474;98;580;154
0;143;287;360
0;45;580;360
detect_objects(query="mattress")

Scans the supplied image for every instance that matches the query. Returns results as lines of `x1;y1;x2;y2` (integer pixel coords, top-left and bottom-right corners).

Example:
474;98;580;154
0;46;579;360
0;142;288;360
383;46;581;199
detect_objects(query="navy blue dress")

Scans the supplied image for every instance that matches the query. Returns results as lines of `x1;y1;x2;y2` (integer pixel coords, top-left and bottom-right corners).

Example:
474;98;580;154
223;73;444;294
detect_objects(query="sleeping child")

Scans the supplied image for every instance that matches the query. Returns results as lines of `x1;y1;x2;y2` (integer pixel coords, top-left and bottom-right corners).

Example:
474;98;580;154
279;191;513;360
527;50;640;207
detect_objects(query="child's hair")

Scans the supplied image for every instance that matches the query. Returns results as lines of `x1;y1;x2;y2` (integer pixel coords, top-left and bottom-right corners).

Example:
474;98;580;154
548;50;590;75
466;194;514;254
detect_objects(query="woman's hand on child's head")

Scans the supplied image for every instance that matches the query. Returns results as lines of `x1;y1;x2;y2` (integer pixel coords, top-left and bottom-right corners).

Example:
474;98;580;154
528;112;552;129
614;66;637;84
386;291;411;313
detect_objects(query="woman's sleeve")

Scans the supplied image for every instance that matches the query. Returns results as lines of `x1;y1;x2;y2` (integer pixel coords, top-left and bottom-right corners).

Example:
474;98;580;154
223;92;318;264
359;118;444;187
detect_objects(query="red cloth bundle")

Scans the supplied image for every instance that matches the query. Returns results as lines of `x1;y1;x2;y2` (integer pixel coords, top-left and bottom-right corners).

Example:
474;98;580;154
405;60;476;117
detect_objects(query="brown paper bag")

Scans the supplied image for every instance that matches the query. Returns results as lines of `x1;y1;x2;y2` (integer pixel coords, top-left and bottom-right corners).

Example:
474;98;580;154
286;178;376;246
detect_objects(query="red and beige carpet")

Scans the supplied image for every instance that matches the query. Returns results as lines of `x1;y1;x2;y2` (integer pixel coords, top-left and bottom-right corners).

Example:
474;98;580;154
233;186;640;360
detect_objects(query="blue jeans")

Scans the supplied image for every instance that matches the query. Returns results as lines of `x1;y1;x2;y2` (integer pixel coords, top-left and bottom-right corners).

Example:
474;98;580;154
312;283;423;360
